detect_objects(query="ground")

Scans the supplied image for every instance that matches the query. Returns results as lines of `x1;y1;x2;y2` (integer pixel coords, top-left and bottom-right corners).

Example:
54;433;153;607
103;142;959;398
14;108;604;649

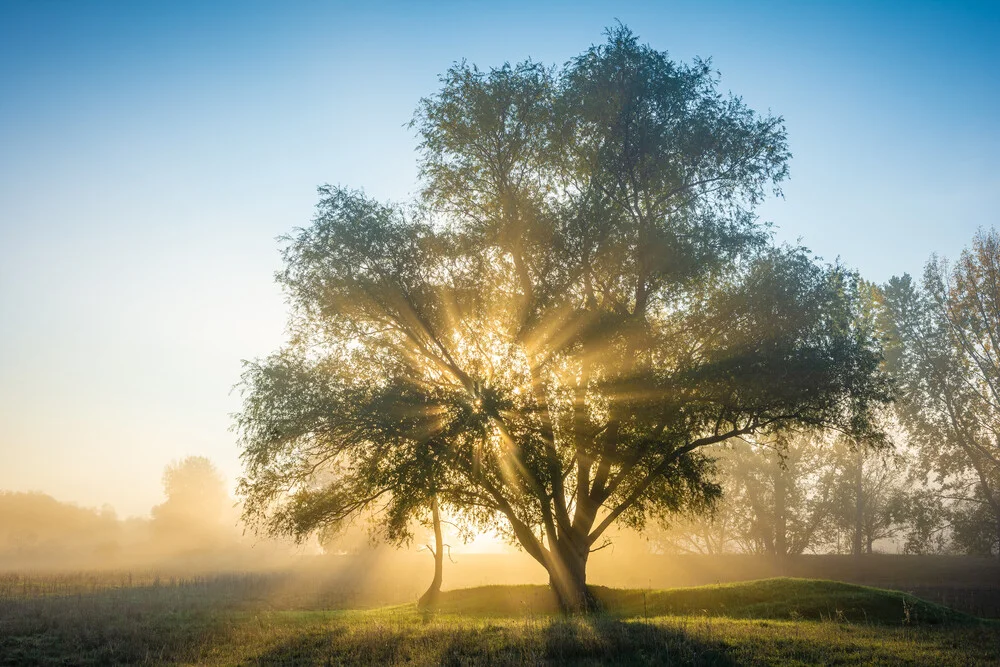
1;575;998;665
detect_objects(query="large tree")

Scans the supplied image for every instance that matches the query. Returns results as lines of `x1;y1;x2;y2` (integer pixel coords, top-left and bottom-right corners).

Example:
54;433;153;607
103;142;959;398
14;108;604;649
236;26;891;610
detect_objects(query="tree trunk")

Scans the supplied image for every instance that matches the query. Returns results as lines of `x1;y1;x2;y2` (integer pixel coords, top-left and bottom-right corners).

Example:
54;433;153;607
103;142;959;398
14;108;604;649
986;490;1000;560
547;532;598;613
853;448;864;558
774;462;788;561
417;496;443;610
995;511;1000;560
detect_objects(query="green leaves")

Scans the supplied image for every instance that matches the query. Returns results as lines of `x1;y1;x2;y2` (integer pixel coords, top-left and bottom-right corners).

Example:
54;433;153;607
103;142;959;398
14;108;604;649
881;230;1000;555
235;26;892;574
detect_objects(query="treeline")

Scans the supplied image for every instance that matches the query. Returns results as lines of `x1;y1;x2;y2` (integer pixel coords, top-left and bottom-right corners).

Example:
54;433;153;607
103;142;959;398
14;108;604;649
0;457;288;570
654;434;980;556
655;229;1000;558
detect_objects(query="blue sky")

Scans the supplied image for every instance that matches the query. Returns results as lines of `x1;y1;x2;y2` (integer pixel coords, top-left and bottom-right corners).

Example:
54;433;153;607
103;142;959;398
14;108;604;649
1;1;998;516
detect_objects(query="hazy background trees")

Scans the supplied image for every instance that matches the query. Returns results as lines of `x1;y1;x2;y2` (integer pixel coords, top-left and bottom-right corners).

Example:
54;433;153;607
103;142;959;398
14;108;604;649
645;230;1000;561
880;230;1000;558
647;433;961;558
0;491;122;568
655;434;838;557
150;456;241;557
0;456;290;569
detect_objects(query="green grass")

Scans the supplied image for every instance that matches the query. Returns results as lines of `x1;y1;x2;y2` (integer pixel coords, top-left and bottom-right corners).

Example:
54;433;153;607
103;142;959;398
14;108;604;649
435;578;972;624
1;576;997;665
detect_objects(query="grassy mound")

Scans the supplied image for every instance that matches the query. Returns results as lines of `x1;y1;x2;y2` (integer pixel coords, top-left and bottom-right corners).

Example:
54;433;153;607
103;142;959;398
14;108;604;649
434;578;974;624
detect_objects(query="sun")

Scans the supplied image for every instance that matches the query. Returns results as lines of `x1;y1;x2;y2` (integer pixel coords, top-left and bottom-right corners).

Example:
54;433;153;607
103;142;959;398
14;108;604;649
425;523;510;555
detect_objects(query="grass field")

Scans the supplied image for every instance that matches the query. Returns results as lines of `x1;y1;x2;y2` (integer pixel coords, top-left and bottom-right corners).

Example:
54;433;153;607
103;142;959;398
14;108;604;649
1;574;998;665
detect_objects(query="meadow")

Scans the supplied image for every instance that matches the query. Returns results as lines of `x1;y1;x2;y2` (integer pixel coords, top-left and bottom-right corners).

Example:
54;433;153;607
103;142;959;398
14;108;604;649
1;567;999;666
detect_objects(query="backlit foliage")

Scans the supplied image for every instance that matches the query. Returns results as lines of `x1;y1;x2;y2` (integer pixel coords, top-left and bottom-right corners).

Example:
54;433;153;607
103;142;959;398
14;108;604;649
235;26;892;608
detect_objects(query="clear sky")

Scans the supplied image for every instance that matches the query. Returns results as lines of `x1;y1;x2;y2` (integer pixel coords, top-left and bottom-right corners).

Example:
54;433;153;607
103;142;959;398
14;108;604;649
1;1;998;517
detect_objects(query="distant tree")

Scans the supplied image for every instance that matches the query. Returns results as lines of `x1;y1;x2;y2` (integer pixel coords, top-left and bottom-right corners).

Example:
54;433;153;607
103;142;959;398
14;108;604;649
648;435;829;557
0;492;121;567
950;487;1000;556
236;26;892;611
704;434;838;557
151;456;236;552
826;441;909;555
882;229;1000;558
648;466;739;555
898;485;952;554
659;434;918;558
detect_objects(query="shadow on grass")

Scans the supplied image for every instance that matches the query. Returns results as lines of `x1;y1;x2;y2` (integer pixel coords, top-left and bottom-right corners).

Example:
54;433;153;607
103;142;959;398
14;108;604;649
0;577;292;666
0;606;227;666
540;616;736;666
243;614;738;666
0;568;400;665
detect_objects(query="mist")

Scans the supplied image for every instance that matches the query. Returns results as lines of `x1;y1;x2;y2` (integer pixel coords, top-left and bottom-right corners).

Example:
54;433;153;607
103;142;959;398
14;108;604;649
3;448;996;611
0;457;291;572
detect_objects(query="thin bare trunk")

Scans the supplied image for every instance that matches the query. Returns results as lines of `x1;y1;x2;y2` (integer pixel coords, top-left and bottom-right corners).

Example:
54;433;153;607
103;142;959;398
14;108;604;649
853;448;864;558
774;462;788;560
417;497;443;610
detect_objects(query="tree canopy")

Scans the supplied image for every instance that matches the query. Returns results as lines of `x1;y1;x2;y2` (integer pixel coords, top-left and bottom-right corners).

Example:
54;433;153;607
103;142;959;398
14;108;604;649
235;26;893;610
882;229;1000;557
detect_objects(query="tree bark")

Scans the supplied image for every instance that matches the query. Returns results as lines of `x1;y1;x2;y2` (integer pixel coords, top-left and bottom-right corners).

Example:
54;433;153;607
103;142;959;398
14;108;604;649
774;462;788;560
417;496;443;610
995;511;1000;560
547;531;598;613
853;448;864;558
